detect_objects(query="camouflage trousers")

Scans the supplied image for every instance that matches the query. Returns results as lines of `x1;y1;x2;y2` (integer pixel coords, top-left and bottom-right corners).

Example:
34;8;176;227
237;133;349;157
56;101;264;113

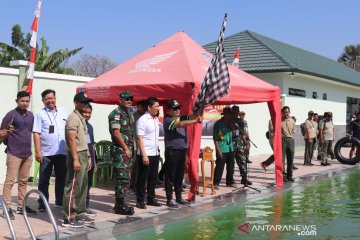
111;145;134;199
233;138;247;176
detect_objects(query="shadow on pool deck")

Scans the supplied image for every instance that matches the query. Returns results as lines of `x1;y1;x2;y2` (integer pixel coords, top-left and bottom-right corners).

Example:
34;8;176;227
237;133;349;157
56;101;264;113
1;151;359;240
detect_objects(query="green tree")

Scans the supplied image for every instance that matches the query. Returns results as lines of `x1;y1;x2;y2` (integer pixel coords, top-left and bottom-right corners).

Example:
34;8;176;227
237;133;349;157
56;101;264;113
0;24;82;74
338;44;360;71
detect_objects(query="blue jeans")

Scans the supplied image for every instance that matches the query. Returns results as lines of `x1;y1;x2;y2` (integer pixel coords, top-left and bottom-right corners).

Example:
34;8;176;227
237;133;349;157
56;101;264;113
38;155;67;207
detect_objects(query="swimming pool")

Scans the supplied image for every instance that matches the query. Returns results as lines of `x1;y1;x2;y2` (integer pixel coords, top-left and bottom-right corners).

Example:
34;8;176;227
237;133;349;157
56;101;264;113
115;169;360;240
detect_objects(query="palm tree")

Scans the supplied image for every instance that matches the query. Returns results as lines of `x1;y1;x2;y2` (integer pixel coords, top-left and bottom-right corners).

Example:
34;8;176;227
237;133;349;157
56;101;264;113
0;24;82;74
338;44;360;71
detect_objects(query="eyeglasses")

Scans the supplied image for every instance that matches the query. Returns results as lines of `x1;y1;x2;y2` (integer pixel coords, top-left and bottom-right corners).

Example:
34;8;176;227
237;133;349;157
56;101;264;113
123;97;134;101
173;107;181;111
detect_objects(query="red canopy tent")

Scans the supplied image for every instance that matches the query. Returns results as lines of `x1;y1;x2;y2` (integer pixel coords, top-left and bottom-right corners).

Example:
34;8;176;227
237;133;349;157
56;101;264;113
79;32;283;200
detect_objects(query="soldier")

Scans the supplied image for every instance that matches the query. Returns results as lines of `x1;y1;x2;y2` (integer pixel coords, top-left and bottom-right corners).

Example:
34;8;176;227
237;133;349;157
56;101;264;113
231;106;252;185
304;111;317;165
238;111;252;163
281;106;296;182
349;111;360;159
319;112;334;166
108;91;135;215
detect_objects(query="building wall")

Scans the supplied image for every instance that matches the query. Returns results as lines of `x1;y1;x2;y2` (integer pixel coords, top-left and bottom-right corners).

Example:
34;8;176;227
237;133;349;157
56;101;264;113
0;67;117;182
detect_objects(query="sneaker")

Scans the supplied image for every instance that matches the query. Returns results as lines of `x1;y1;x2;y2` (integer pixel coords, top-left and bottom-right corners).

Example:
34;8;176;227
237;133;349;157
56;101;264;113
3;208;15;220
16;206;37;215
54;204;62;208
136;202;147;209
182;182;190;189
147;199;161;207
85;208;97;217
166;199;179;209
246;159;252;163
321;163;327;166
62;219;84;228
176;198;190;205
287;177;295;182
326;162;332;166
214;185;220;190
226;183;237;188
76;215;95;224
241;179;252;186
293;166;298;170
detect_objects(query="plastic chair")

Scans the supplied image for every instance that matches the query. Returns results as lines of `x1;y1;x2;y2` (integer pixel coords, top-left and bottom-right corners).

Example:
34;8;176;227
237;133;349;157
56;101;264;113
93;140;112;187
32;160;40;186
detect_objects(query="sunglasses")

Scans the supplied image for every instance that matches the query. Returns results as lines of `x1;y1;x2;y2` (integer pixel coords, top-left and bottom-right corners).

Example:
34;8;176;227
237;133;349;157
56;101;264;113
173;107;181;111
123;97;134;101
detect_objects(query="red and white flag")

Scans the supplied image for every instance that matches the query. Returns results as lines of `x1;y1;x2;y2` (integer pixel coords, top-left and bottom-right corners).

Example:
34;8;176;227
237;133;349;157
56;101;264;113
26;0;43;94
232;48;240;68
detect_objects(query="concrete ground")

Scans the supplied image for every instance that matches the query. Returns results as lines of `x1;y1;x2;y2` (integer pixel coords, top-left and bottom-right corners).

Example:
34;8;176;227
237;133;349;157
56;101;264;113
0;150;358;240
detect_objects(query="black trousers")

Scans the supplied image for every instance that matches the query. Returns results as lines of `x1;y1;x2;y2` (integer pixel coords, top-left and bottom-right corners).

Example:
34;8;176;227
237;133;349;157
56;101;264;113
136;154;159;203
164;149;186;201
214;152;235;186
38;154;67;207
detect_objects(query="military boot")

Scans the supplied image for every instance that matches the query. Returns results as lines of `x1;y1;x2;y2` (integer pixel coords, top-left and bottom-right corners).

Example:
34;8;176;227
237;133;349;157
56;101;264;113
114;198;135;215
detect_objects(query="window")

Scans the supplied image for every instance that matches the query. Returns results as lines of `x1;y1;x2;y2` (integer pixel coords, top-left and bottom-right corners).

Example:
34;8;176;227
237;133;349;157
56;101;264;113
312;92;318;99
323;93;327;100
289;88;306;97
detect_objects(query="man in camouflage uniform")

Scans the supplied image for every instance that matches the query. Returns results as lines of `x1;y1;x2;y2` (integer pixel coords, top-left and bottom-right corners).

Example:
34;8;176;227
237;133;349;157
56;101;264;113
231;106;252;186
108;91;135;215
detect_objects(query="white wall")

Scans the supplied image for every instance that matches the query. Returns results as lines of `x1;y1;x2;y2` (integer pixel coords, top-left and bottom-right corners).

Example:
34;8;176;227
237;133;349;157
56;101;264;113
0;67;117;182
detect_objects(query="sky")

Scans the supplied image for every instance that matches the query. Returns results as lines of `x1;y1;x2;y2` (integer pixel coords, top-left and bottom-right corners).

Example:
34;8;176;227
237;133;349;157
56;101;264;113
1;0;360;65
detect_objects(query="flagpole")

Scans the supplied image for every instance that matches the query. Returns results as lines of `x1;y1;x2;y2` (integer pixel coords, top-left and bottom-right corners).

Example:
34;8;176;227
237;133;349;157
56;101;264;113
26;0;43;95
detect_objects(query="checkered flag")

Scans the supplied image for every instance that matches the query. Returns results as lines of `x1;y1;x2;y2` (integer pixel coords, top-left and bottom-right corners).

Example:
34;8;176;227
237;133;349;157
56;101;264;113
193;13;230;112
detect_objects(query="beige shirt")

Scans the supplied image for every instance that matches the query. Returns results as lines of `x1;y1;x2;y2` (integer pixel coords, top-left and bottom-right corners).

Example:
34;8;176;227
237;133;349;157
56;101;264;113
319;120;334;141
281;117;295;138
65;110;88;152
304;119;316;139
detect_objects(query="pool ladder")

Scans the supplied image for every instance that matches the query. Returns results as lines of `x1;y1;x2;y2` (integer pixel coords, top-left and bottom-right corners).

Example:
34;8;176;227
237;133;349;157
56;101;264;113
0;195;16;239
1;189;59;240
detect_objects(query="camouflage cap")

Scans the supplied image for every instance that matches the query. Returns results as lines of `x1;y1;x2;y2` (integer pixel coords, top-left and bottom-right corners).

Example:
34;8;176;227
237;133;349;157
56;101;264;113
119;91;133;98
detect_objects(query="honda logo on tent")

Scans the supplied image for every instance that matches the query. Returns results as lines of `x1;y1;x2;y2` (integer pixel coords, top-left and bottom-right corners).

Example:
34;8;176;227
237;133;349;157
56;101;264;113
129;51;178;73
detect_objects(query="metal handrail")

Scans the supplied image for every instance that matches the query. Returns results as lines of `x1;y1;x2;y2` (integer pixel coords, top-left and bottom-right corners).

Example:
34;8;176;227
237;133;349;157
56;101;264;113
0;196;17;239
23;189;59;240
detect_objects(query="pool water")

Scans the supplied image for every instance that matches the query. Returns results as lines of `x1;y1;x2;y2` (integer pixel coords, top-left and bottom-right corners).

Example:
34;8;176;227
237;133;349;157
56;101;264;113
114;170;360;240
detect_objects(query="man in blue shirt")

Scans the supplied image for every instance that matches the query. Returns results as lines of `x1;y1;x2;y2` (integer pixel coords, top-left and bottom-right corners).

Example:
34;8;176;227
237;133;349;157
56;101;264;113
82;103;97;217
33;89;68;211
163;99;202;208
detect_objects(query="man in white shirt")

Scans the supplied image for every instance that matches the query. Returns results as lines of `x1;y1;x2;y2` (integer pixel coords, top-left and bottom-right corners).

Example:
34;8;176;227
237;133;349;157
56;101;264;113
33;89;68;211
135;97;161;209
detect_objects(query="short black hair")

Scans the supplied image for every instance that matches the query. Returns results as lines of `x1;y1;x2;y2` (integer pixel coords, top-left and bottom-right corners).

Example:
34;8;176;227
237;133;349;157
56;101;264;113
17;91;30;99
83;103;92;110
41;89;56;98
281;106;290;112
137;100;148;108
146;97;159;107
